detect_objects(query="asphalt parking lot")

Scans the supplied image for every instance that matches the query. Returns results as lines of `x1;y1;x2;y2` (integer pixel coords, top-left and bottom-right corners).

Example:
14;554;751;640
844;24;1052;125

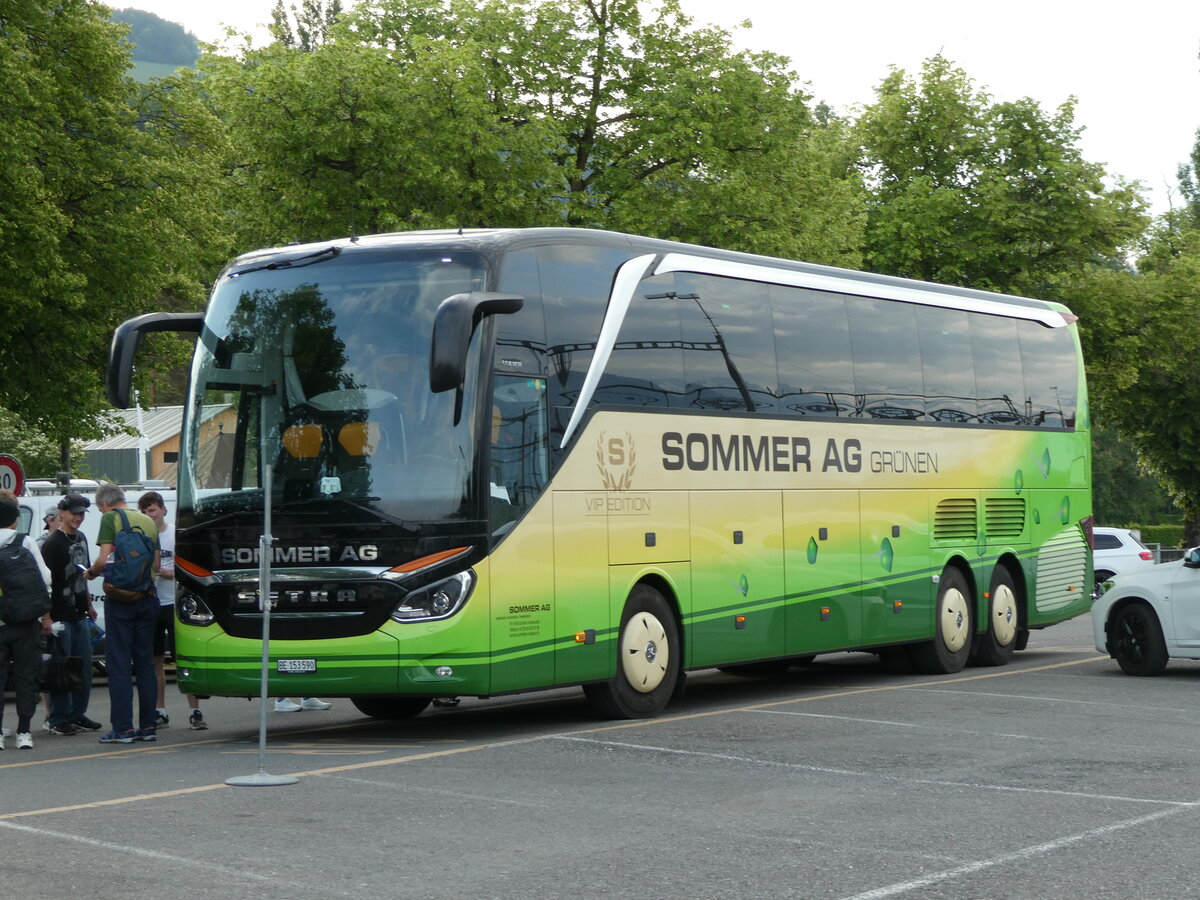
3;610;1198;900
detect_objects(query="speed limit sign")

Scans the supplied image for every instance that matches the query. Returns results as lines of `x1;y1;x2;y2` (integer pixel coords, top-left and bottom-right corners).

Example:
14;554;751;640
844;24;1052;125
0;454;25;496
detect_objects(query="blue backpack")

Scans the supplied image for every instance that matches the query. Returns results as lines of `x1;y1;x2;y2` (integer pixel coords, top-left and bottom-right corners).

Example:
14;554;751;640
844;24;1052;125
105;508;156;595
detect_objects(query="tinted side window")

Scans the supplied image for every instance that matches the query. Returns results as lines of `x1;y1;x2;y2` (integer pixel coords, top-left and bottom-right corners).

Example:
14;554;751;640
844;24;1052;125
971;315;1026;425
675;274;778;413
1093;534;1122;550
847;296;925;420
538;244;634;439
772;286;855;417
495;248;548;381
489;374;550;537
599;273;684;408
1017;319;1078;428
917;305;977;424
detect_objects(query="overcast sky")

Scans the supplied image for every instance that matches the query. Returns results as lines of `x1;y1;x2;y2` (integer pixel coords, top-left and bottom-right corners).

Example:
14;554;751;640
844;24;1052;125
122;0;1200;216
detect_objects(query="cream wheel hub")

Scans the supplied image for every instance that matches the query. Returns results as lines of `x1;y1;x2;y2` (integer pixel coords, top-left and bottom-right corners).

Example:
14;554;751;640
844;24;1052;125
991;583;1017;646
940;587;970;653
621;612;670;693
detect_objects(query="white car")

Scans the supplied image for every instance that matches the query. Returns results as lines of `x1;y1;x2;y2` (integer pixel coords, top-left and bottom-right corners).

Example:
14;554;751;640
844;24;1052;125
1093;549;1200;674
1092;526;1156;590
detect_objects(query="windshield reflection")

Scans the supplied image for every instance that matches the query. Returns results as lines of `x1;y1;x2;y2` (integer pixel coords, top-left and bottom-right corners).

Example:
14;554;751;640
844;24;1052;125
180;250;486;524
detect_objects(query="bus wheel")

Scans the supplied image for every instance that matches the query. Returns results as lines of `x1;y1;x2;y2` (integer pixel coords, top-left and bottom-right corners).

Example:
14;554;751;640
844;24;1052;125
909;567;972;674
971;567;1019;667
583;584;679;719
351;696;432;719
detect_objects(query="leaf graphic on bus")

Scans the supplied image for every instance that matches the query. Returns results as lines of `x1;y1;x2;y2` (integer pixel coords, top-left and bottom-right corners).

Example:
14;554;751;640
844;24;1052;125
1013;469;1024;495
1059;496;1070;524
807;537;819;564
876;538;894;572
1039;448;1052;478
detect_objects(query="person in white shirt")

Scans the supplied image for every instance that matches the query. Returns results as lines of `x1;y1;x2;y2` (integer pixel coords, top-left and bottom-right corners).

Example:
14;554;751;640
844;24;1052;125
0;492;53;750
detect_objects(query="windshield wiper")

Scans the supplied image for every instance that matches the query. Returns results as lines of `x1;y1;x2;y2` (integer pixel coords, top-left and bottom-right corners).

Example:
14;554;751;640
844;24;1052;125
232;245;342;277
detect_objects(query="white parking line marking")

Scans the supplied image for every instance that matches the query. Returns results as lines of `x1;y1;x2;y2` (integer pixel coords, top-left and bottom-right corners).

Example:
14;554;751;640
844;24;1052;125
838;806;1193;900
904;687;1196;713
747;708;1037;739
554;735;1197;807
0;818;348;895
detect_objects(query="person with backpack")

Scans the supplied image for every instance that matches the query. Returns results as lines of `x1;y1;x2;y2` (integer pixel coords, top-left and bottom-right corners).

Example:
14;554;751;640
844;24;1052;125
0;493;53;750
40;492;101;735
84;483;159;745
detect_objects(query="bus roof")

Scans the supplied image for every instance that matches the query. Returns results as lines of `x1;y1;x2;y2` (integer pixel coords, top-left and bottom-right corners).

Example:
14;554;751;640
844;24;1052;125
223;227;1072;323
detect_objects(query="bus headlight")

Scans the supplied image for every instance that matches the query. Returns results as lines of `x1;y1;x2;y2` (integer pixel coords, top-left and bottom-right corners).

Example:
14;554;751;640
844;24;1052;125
391;570;475;622
177;590;215;626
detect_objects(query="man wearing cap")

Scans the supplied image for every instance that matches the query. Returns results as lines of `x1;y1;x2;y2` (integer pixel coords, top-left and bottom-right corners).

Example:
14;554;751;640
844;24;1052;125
40;492;101;734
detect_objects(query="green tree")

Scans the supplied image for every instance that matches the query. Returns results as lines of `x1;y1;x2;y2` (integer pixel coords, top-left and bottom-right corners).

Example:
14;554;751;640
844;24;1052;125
270;0;344;51
0;0;227;470
856;55;1147;295
201;0;864;264
1057;228;1200;544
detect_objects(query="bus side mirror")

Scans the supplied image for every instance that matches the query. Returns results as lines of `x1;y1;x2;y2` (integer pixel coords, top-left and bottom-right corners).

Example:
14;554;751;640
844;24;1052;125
107;312;204;409
430;292;524;393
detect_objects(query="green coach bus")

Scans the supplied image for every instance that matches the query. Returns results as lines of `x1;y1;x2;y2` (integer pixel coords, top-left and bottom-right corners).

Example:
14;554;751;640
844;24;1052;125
107;228;1093;719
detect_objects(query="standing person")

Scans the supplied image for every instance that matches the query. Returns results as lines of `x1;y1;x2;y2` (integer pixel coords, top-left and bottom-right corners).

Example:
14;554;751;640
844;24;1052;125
84;483;159;745
275;697;333;712
137;491;206;730
36;508;61;548
40;492;101;735
0;493;52;750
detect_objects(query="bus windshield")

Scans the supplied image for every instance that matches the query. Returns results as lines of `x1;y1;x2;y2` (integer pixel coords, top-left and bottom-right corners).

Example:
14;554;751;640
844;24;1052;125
180;248;488;525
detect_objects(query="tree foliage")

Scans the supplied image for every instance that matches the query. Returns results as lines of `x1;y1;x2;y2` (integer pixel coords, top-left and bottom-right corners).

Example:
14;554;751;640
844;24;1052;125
1060;222;1200;543
270;0;344;51
0;0;228;451
199;0;865;265
856;55;1148;296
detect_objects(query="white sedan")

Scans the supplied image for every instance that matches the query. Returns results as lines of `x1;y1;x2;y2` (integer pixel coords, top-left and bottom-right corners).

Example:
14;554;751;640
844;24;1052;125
1093;548;1200;675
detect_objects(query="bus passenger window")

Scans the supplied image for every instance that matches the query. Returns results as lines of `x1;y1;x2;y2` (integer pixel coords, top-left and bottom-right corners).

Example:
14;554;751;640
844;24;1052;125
490;375;549;535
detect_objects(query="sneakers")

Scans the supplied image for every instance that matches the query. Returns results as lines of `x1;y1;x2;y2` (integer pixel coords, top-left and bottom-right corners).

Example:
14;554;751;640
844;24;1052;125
189;710;208;730
16;732;33;750
71;715;103;731
135;726;157;742
274;699;303;713
98;729;137;744
154;711;170;728
299;697;332;710
44;721;79;736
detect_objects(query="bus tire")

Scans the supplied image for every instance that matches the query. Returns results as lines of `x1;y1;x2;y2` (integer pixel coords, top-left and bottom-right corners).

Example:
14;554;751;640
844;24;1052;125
583;584;679;719
351;696;432;719
971;566;1019;667
909;567;972;674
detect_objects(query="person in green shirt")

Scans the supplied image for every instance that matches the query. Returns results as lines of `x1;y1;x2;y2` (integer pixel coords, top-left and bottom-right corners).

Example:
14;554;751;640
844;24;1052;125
85;483;160;745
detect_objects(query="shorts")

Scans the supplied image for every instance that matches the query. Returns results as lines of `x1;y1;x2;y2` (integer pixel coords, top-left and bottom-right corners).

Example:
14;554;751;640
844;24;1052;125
153;604;176;659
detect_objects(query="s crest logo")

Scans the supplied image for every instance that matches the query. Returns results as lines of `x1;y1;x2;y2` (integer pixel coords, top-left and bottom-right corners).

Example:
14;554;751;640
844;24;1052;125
597;432;636;491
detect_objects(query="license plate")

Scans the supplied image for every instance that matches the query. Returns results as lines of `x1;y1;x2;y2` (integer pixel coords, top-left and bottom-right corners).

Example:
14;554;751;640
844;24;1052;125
276;658;317;674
